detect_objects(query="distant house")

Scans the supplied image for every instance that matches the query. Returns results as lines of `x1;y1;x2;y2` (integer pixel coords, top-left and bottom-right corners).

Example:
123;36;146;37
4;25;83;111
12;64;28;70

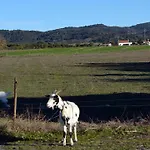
143;39;150;46
118;40;132;46
103;43;112;46
107;43;112;47
147;41;150;46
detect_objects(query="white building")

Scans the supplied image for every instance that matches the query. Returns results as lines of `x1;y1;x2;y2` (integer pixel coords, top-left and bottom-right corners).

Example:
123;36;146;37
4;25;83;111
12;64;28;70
108;43;112;46
118;40;132;46
143;39;150;46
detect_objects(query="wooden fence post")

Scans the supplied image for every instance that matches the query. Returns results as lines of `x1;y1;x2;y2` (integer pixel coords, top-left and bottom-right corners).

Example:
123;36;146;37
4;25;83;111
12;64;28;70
13;77;18;122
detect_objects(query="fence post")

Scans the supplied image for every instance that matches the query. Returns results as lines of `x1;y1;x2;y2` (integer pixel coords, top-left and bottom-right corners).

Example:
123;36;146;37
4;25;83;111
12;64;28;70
13;77;18;122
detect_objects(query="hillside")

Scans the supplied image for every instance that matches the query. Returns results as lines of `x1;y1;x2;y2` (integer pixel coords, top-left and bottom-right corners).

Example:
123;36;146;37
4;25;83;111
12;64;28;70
0;22;150;44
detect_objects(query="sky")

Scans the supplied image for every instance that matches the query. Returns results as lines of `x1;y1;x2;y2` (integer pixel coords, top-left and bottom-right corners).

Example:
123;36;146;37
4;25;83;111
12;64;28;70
0;0;150;31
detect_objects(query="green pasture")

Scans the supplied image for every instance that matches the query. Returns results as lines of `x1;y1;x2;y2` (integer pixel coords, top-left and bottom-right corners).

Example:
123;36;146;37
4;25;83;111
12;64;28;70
0;45;150;97
0;45;150;56
0;46;150;149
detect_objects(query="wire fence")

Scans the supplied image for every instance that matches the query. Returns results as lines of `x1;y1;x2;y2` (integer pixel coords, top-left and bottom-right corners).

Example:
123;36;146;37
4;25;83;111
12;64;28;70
7;96;150;109
1;77;149;122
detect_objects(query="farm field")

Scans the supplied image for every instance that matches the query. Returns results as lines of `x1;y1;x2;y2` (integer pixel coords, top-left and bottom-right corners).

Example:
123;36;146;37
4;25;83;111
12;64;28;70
0;45;150;149
0;45;150;56
0;45;150;96
0;46;150;119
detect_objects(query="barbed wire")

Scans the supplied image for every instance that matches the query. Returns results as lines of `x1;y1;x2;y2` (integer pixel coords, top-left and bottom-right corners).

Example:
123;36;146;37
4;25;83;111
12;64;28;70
9;104;150;109
8;97;150;103
5;96;150;109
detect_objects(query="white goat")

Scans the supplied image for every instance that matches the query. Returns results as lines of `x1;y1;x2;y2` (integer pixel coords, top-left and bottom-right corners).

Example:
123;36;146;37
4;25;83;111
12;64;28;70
0;91;10;108
46;90;80;146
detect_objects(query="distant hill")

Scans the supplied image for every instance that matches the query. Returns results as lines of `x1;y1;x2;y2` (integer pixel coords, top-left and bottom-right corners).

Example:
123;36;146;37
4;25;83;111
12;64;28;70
0;22;150;44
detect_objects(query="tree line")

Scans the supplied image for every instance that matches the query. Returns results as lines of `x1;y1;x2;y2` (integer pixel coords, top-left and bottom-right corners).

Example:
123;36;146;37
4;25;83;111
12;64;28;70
1;41;98;50
0;40;147;50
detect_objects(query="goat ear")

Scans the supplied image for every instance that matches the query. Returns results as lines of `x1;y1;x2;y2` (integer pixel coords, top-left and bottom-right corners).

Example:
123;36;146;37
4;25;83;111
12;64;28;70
45;94;50;97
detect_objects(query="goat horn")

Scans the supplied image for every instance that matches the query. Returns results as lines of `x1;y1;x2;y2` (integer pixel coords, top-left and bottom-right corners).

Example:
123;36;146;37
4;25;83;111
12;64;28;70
56;90;61;95
53;90;57;94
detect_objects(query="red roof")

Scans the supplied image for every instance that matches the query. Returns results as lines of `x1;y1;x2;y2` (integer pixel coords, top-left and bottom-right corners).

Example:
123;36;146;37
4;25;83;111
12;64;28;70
118;40;129;43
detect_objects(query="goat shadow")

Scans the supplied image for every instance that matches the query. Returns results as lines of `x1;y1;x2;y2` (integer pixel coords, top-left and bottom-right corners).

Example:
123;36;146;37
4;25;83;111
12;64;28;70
5;92;150;122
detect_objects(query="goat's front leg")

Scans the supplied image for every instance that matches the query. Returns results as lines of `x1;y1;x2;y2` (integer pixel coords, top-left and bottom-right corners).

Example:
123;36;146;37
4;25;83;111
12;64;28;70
63;125;67;146
69;125;74;146
73;124;78;142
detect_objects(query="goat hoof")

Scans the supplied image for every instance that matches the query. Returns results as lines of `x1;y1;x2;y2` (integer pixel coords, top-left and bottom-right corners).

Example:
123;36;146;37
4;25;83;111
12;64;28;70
58;140;63;144
70;141;74;146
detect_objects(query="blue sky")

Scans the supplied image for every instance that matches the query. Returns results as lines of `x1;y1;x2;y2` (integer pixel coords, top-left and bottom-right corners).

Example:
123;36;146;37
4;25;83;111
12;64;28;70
0;0;150;31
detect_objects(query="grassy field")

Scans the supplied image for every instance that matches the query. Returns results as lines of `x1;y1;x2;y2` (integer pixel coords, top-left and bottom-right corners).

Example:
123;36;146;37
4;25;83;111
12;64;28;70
0;45;150;56
0;45;150;97
1;116;150;150
0;45;150;149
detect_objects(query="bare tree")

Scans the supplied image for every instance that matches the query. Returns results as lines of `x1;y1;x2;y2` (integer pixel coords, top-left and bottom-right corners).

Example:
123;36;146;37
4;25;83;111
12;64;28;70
0;35;7;50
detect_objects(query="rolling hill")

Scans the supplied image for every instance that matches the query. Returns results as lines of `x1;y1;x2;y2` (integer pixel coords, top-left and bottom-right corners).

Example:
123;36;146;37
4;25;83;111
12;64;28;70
0;22;150;44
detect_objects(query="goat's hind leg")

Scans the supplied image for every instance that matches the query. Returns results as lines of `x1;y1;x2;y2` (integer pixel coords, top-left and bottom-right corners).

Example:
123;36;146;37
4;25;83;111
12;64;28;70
69;125;74;146
62;125;67;146
73;124;78;142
